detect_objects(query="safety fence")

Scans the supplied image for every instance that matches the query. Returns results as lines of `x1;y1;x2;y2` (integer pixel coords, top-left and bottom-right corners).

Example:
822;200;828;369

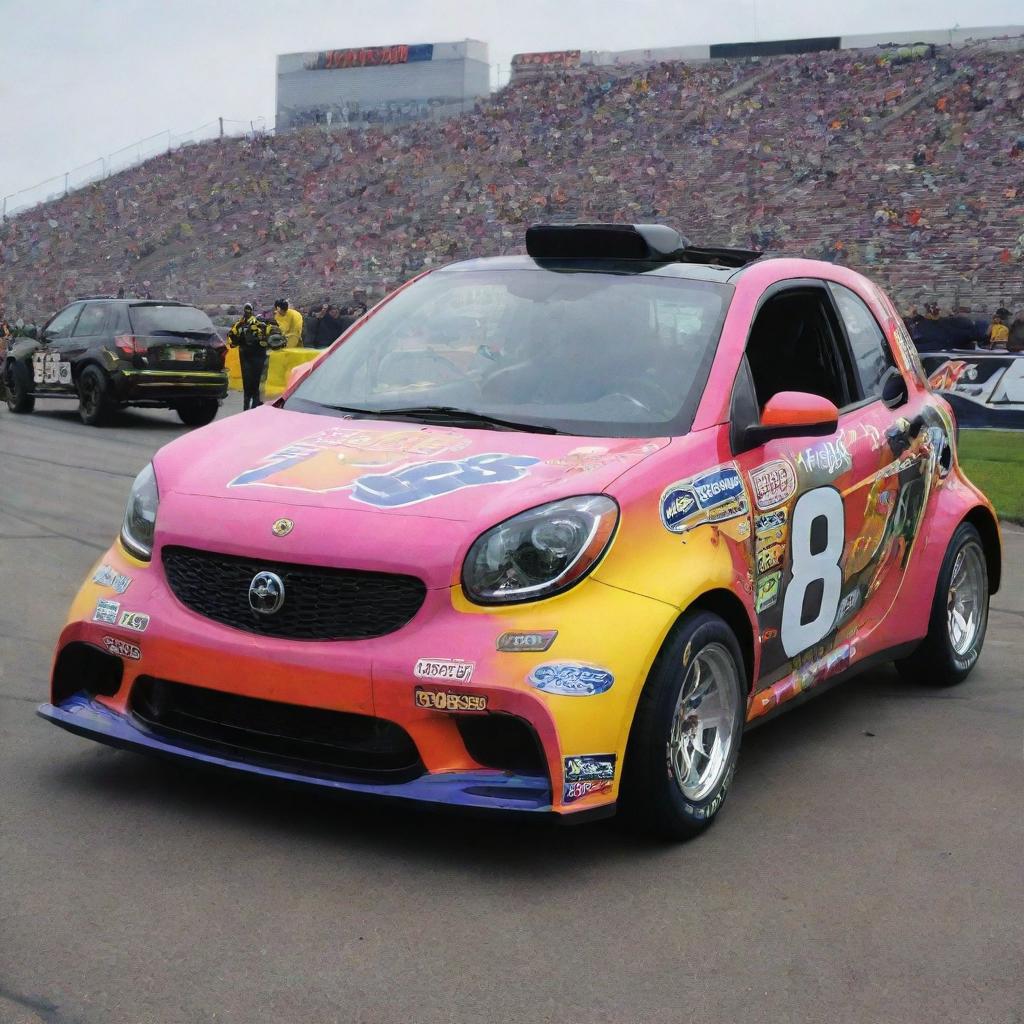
1;117;273;221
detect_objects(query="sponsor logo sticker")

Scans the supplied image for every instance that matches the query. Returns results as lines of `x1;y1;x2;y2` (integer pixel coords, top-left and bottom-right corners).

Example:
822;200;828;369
660;463;749;534
564;754;616;782
93;599;120;624
755;509;787;535
117;611;150;633
755;542;785;575
413;659;474;683
796;438;851;478
496;630;557;653
528;662;615;696
92;564;132;594
834;589;861;626
749;459;797;510
563;779;613;804
755;571;781;613
414;688;487;712
102;635;141;660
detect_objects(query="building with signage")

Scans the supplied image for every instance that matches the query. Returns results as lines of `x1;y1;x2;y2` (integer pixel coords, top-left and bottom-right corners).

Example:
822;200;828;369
276;39;490;130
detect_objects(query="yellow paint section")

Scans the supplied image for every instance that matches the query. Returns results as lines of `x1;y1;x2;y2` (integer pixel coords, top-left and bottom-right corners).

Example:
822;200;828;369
224;347;320;397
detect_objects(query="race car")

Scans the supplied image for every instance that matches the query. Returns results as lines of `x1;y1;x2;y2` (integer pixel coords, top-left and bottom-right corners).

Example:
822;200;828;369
3;298;229;426
39;223;1001;838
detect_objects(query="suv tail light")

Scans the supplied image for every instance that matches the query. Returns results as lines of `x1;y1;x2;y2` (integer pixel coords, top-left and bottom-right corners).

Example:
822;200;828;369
115;334;139;356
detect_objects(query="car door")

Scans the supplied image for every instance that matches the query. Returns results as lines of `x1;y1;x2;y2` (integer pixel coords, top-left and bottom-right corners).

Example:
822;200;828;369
66;302;114;386
32;303;84;390
730;280;908;698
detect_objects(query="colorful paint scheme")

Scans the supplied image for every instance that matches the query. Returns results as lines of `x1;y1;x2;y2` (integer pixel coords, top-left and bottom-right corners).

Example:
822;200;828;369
38;240;1000;839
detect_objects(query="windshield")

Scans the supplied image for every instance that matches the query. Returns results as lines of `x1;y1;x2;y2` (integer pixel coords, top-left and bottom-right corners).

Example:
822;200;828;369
287;268;730;437
128;304;215;336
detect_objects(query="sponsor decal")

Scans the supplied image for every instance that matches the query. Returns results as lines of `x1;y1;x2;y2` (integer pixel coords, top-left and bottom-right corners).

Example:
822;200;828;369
528;662;615;696
92;564;132;594
834;589;861;626
660;463;749;534
564;754;616;782
230;427;471;492
755;571;781;613
93;599;120;624
413;659;474;683
755;509;788;535
414;688;487;712
563;779;612;804
351;453;540;508
749;459;797;510
32;351;73;385
762;628;778;641
496;630;557;653
117;611;150;633
102;635;141;660
755;542;785;575
795;438;851;477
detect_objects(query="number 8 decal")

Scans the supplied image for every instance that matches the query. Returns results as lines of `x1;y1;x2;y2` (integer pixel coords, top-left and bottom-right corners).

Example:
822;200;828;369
781;487;845;658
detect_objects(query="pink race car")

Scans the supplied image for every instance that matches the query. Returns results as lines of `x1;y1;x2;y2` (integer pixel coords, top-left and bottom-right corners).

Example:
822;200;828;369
39;224;1000;838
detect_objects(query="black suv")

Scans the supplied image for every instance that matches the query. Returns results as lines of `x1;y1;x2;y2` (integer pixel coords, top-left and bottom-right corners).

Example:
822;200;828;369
2;298;229;426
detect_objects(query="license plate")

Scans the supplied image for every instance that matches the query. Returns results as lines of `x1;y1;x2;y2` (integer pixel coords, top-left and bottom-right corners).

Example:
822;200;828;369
166;348;197;362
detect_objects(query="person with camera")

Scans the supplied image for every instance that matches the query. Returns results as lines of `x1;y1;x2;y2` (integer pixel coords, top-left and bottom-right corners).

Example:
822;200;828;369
227;303;271;410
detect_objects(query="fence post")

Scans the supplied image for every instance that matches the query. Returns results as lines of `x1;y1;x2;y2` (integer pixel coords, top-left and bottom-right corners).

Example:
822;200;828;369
219;117;224;139
64;172;70;196
2;195;6;221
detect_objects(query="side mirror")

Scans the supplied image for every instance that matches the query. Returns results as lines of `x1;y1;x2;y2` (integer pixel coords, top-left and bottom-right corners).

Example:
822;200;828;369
881;367;908;409
742;391;840;448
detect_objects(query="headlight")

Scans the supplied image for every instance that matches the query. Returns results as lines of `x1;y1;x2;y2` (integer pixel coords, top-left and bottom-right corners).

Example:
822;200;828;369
462;495;618;604
120;463;159;560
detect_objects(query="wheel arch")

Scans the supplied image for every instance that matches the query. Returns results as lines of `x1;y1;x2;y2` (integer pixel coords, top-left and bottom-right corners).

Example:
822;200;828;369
679;587;756;694
963;504;1001;595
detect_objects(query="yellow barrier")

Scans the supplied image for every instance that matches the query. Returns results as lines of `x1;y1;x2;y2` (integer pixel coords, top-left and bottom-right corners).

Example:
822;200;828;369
224;347;321;398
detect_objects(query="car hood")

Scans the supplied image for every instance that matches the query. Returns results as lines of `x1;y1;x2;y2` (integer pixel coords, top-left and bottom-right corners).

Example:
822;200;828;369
157;405;667;524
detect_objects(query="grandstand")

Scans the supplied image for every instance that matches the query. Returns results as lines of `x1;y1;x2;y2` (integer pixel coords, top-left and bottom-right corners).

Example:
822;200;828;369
2;36;1023;322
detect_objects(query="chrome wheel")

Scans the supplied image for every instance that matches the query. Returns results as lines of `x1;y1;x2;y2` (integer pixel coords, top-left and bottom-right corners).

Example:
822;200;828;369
947;541;986;656
668;642;739;801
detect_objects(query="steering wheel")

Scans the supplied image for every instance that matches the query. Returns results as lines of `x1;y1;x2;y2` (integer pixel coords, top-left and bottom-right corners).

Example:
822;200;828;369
607;377;675;416
376;349;469;387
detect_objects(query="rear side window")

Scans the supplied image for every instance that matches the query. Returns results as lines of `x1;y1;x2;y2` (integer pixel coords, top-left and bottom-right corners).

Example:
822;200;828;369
72;303;112;337
128;305;215;336
828;283;895;399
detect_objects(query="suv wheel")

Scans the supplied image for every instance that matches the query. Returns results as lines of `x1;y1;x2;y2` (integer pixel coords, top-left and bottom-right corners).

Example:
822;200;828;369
78;366;113;426
5;360;35;414
619;611;746;840
175;398;219;427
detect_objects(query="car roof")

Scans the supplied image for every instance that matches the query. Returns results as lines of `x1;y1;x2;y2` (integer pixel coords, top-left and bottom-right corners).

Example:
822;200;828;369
70;298;194;306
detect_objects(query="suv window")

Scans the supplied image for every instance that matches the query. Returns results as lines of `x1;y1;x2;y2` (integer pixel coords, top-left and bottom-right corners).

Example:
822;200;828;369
128;304;215;337
44;303;84;340
72;303;112;337
744;288;853;411
828;283;895;399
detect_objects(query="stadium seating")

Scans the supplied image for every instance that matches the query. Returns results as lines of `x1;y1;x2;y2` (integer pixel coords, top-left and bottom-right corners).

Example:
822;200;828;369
1;43;1022;322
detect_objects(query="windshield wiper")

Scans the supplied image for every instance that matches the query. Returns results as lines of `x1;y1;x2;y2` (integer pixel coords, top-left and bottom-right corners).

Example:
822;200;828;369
381;405;561;434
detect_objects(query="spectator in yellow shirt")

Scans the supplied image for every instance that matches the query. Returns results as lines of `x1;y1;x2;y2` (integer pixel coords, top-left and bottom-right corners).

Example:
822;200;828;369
988;312;1009;348
273;299;304;349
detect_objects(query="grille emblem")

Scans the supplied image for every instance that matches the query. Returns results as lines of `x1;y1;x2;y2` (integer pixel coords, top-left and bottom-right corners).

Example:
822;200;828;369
271;518;294;537
249;571;285;615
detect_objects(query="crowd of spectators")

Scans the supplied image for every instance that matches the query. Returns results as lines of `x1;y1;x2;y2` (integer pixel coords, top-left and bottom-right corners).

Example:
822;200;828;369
1;40;1022;334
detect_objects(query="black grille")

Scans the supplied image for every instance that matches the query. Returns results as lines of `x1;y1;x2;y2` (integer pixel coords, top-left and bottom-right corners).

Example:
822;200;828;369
162;546;426;641
130;677;423;781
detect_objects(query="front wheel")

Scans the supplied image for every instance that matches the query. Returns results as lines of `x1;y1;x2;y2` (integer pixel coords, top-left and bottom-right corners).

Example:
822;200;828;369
895;522;989;686
5;360;35;413
78;366;113;426
175;398;219;427
619;611;746;840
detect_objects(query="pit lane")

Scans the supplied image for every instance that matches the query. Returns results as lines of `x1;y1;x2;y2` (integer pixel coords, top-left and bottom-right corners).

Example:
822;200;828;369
1;395;1022;1024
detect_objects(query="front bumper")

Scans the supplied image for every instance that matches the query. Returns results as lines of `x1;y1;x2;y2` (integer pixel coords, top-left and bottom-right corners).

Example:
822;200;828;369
43;542;678;818
113;369;229;404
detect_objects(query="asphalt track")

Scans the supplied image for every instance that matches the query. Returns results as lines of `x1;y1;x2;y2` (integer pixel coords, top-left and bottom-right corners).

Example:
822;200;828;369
1;395;1022;1024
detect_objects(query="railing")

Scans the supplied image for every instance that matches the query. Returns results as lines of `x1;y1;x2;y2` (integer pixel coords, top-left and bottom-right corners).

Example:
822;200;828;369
1;117;272;220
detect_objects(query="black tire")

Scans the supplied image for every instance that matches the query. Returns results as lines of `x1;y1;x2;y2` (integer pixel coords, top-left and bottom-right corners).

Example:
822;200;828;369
78;365;113;426
619;611;746;840
175;398;219;427
5;359;35;414
895;522;989;687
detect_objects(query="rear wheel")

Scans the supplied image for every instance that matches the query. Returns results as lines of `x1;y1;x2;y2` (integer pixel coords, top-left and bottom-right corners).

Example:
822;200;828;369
895;522;989;687
175;398;219;427
619;611;746;840
78;366;113;426
5;360;35;413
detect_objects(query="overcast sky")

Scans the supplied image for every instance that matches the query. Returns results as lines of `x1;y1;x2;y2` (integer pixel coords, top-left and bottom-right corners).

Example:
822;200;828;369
1;0;1022;199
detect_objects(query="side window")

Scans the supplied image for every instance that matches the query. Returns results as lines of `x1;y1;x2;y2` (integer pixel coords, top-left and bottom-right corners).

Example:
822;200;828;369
828;283;895;399
72;303;111;338
744;288;853;411
44;304;84;340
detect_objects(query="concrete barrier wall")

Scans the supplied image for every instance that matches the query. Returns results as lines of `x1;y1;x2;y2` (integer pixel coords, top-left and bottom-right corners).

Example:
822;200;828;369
225;347;321;398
